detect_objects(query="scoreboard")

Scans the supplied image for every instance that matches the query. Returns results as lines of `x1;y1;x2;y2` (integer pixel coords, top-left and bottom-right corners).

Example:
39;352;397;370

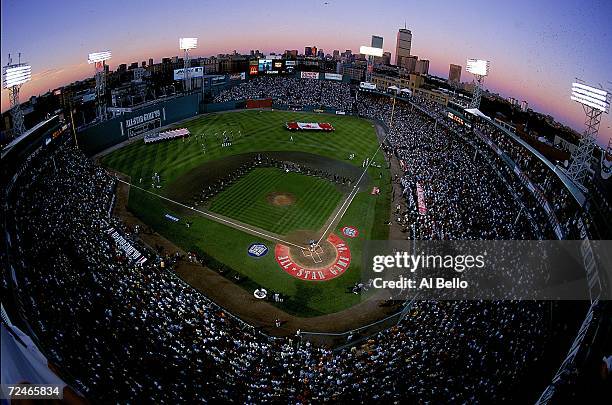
257;58;292;74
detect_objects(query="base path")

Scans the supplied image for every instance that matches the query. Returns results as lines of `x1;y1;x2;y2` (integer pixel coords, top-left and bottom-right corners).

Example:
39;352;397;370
110;173;402;343
114;177;308;250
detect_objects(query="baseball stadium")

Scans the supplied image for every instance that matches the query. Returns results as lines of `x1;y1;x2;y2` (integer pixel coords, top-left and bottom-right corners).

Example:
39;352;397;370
2;2;612;404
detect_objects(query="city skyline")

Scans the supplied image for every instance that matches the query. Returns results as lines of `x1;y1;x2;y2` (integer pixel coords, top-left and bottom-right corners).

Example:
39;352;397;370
1;0;610;143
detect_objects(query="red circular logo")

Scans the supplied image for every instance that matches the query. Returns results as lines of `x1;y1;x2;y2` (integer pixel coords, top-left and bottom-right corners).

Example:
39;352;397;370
274;233;351;281
341;226;359;238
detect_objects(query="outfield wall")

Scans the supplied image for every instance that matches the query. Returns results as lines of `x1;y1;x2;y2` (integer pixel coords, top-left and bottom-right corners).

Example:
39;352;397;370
202;100;241;113
77;93;201;155
246;99;273;109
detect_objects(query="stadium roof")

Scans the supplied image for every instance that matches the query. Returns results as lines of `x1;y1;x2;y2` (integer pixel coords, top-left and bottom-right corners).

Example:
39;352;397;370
1;115;58;160
464;108;491;120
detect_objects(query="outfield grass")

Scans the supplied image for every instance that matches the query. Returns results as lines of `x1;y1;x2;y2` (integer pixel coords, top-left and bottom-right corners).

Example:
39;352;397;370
102;110;392;316
208;167;343;235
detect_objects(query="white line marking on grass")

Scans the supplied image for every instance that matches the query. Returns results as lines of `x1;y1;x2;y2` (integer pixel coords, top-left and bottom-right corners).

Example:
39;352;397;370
315;112;396;247
115;178;308;250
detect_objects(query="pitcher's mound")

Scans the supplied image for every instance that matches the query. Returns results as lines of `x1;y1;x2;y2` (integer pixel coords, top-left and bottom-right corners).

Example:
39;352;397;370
266;192;296;207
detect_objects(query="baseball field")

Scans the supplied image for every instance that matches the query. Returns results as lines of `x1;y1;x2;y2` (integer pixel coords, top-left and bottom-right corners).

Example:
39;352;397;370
101;110;392;316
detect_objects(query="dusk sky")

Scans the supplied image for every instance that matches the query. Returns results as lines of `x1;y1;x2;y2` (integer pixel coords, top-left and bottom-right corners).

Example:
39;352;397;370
1;0;611;144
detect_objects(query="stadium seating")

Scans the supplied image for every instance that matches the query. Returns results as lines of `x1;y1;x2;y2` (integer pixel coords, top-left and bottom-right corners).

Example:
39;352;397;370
2;77;602;402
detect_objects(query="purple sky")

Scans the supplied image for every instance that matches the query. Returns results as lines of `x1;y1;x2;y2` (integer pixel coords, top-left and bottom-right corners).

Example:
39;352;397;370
1;0;610;144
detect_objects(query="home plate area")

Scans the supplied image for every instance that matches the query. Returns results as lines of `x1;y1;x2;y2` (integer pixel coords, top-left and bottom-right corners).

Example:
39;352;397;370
274;233;351;281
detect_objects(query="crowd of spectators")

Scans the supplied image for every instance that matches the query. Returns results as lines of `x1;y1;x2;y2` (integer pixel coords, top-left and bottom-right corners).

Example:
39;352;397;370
357;94;538;240
214;77;353;112
4;82;584;402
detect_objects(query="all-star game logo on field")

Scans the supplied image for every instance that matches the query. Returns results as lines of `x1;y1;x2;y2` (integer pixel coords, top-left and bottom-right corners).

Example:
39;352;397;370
342;226;359;238
274;234;351;281
248;243;269;258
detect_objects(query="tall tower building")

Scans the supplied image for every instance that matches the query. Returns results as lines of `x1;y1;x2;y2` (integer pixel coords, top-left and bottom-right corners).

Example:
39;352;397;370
395;28;412;67
448;64;462;83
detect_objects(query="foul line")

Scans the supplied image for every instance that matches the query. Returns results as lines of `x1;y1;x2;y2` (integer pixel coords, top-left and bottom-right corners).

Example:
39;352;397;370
115;178;308;250
315;114;396;247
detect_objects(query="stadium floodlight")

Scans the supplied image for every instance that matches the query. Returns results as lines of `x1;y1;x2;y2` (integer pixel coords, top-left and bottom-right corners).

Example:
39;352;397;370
360;45;384;57
88;51;112;64
2;64;31;88
466;59;490;77
88;51;111;121
566;80;610;189
571;82;610;113
179;37;198;50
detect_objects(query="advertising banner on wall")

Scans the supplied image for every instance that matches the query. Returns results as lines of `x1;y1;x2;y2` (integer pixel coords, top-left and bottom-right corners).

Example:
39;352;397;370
272;60;285;71
124;109;162;138
258;59;273;72
300;71;320;79
325;73;342;81
173;67;204;80
229;72;247;81
359;81;377;90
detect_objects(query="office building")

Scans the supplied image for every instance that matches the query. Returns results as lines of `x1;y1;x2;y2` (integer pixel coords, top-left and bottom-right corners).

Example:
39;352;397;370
382;51;391;65
375;52;392;66
415;59;429;74
371;35;383;49
448;64;462;83
402;55;418;73
395;28;412;67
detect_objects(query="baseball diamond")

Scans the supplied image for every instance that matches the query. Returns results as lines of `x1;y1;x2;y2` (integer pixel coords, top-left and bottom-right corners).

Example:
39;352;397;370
101;109;392;316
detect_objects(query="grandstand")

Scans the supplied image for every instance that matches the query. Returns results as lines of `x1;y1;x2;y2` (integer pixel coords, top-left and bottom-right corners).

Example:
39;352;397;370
2;74;611;403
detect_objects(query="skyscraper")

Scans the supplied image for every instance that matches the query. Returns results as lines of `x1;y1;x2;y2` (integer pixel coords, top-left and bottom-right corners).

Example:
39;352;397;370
395;28;412;67
448;64;462;83
305;47;312;57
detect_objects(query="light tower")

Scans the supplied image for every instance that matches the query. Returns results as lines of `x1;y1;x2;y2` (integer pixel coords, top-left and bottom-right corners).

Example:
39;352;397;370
179;38;197;92
88;51;112;121
2;53;32;137
566;81;611;189
466;58;490;109
360;44;383;83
